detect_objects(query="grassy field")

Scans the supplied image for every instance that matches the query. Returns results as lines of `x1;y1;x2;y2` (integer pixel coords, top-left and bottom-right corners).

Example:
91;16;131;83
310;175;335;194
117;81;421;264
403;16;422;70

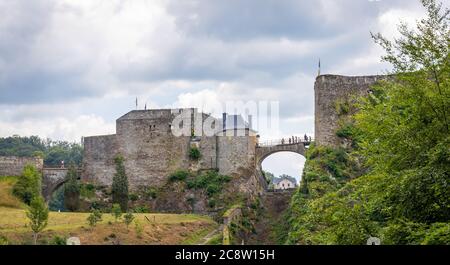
0;177;23;208
0;207;218;245
0;176;219;245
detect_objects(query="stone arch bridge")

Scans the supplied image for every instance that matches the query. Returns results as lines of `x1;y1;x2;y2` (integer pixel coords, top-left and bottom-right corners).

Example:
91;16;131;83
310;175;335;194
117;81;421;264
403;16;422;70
42;168;81;201
255;139;311;191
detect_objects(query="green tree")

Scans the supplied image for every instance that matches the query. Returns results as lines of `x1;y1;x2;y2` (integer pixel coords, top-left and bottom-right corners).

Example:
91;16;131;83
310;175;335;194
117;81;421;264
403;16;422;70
112;155;129;211
26;196;49;245
13;164;42;205
87;209;103;227
123;212;135;230
111;203;123;222
64;164;80;211
359;0;450;223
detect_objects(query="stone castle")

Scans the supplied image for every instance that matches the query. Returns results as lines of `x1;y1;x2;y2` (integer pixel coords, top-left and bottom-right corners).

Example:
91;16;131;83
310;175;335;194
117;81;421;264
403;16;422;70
81;74;386;193
0;74;387;201
82;109;260;191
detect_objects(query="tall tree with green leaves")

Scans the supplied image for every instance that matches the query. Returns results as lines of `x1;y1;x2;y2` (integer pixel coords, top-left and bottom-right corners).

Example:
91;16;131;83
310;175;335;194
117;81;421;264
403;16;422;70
286;0;449;245
112;155;129;211
357;0;449;223
13;164;42;205
27;196;49;245
64;164;80;212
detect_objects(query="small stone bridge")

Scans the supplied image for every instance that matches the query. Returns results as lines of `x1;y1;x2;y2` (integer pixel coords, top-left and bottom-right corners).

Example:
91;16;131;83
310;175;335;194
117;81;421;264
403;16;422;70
41;168;81;201
255;139;311;166
254;138;312;192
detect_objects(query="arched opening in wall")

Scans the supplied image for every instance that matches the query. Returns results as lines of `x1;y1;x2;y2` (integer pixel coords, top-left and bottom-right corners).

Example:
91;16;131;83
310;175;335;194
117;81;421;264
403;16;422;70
48;184;66;212
261;152;306;190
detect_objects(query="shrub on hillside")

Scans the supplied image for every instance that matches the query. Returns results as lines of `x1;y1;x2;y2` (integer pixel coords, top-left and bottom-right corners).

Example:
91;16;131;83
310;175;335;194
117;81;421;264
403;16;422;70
13;165;41;205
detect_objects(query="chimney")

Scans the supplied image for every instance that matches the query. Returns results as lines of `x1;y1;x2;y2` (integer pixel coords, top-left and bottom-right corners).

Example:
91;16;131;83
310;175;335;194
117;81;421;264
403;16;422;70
247;115;252;136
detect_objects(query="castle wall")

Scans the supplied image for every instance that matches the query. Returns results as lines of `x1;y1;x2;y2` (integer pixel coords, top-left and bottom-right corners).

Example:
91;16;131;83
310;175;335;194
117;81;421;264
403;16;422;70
82;134;118;185
115;111;192;188
217;133;257;176
0;156;43;176
82;109;259;191
315;75;385;146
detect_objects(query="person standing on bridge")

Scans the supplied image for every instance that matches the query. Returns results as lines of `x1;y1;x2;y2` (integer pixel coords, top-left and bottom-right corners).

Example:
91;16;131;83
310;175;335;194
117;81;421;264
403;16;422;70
304;134;308;142
289;138;291;144
281;138;285;145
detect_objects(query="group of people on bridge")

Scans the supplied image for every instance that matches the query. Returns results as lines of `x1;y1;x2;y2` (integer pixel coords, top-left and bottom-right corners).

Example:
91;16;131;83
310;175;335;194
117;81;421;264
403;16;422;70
281;134;312;145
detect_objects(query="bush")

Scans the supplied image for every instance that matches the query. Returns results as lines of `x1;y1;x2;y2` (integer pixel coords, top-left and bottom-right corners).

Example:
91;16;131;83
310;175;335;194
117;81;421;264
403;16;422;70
87;209;103;227
144;187;158;199
168;170;189;182
50;235;66;245
80;183;96;198
207;199;216;208
185;170;232;198
129;193;139;201
0;236;9;245
13;165;41;205
133;206;150;213
134;220;144;238
111;203;122;222
124;212;135;229
189;147;201;160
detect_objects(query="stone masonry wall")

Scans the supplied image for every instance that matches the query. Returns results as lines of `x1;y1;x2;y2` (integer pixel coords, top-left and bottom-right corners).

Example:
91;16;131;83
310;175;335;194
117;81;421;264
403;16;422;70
315;74;387;146
82;134;118;185
82;109;260;191
0;156;43;176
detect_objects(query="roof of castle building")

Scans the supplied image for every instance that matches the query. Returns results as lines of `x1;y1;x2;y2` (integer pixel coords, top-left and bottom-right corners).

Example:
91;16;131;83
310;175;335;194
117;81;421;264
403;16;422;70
272;175;297;185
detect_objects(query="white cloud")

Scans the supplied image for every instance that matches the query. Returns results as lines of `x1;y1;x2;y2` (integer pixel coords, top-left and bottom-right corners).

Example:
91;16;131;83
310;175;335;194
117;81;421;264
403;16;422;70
0;114;114;142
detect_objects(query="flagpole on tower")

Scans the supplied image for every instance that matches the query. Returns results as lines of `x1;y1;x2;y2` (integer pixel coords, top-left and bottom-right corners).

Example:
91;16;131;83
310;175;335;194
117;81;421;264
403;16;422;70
318;58;321;77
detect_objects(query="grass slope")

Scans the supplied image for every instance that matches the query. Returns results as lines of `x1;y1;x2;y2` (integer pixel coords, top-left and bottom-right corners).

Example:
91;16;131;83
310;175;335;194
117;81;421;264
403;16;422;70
0;176;219;245
0;177;23;208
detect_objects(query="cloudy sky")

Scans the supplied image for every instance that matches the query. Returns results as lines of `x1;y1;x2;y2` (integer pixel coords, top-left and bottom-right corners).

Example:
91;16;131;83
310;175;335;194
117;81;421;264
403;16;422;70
0;0;429;180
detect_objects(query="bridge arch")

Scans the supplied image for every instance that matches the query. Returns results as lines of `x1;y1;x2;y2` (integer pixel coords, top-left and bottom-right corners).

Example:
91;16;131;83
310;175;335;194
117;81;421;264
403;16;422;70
256;142;307;167
42;168;70;201
255;140;310;191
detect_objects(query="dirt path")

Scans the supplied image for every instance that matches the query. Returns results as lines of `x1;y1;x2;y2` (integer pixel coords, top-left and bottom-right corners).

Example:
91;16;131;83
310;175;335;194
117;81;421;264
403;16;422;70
199;225;223;245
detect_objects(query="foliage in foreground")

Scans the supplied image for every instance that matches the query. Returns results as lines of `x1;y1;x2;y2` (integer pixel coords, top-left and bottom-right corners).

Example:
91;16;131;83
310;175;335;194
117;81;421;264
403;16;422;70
27;196;49;245
13;165;42;205
286;0;449;245
112;155;129;212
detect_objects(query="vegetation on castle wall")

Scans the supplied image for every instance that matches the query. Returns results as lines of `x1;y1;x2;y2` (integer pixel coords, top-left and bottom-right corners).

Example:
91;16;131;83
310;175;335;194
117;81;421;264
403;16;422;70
286;0;450;245
189;147;201;160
